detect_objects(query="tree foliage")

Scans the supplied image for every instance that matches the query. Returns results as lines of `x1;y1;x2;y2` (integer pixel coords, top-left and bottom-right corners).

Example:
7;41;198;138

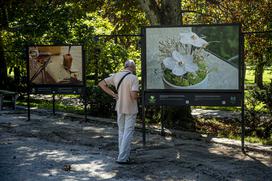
0;1;271;136
1;0;271;88
182;0;272;86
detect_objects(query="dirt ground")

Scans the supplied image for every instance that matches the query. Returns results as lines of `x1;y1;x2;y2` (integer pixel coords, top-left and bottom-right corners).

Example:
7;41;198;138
0;109;271;181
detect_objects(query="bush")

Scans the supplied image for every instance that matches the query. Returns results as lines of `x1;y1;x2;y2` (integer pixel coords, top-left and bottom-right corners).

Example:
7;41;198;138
164;106;195;131
254;80;272;114
85;85;116;118
245;83;272;139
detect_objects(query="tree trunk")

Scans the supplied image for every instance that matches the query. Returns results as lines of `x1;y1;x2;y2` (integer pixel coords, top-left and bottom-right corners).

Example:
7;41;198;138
0;1;9;88
160;0;182;25
0;32;8;88
136;0;160;25
254;56;264;89
137;0;195;131
160;0;194;131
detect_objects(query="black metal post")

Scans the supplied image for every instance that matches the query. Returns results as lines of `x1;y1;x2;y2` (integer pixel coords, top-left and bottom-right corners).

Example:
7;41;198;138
241;33;245;153
142;103;146;146
52;94;56;115
141;84;146;146
139;30;146;147
241;96;245;153
84;88;87;122
27;90;30;121
161;106;165;136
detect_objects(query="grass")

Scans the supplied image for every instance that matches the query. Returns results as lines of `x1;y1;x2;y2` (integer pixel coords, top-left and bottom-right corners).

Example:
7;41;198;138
192;106;240;112
193;67;272;145
228;135;272;145
196;117;272;145
16;95;271;145
245;67;272;85
17;97;85;114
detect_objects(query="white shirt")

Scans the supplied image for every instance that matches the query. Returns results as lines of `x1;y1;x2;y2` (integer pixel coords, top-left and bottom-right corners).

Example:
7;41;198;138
104;70;139;114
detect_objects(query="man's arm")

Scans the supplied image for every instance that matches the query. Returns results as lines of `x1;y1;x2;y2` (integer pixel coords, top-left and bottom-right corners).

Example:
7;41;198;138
98;80;118;99
130;91;138;100
130;76;139;100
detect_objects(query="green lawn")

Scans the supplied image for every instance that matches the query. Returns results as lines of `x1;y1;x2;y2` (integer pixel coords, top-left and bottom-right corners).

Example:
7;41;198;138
245;67;272;85
17;96;85;114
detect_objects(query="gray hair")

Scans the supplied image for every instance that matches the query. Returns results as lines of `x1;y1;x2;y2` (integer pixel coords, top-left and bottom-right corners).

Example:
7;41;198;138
124;59;135;68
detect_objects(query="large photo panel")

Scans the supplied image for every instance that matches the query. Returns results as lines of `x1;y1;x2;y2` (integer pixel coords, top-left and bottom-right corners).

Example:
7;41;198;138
27;45;84;94
144;24;241;91
28;45;83;86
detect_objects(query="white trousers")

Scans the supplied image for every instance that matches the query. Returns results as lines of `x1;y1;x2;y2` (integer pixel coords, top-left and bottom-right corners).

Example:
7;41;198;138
117;113;137;162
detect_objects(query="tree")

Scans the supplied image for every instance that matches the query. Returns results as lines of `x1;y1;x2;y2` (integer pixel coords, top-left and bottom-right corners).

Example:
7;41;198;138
182;0;272;88
0;0;9;87
137;0;194;130
137;0;181;25
0;0;95;90
86;0;147;83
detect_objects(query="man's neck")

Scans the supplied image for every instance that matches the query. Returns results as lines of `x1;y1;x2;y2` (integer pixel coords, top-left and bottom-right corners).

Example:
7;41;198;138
124;68;132;72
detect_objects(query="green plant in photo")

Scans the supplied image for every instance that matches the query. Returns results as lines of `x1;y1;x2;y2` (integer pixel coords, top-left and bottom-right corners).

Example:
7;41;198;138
163;58;207;86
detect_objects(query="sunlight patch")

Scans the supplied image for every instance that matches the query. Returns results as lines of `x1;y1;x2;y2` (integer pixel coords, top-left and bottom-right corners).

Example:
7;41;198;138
72;160;116;179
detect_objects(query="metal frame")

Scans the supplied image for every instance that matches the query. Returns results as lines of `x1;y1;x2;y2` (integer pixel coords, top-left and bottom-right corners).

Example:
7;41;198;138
141;23;245;151
27;44;86;93
26;44;87;121
241;33;246;152
23;28;269;153
142;23;243;93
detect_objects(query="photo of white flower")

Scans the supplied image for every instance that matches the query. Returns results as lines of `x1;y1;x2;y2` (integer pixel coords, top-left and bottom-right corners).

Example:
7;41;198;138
145;25;240;90
163;50;199;76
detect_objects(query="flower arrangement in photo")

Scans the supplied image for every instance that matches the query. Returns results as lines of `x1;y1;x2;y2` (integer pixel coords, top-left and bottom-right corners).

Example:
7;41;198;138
159;31;209;87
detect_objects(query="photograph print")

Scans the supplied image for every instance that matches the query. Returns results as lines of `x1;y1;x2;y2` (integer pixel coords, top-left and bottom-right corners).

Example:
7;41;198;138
145;24;240;90
28;45;83;86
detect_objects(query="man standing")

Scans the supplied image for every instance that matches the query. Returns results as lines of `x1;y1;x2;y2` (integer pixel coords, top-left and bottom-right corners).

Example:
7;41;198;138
98;60;139;164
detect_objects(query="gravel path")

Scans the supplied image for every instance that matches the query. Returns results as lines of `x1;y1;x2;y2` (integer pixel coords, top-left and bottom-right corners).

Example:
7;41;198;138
0;110;271;181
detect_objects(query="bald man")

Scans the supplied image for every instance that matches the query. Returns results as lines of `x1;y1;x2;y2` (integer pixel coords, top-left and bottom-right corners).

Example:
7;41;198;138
98;60;139;164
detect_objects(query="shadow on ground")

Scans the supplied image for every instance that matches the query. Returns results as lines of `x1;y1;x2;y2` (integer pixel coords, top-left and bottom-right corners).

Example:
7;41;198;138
0;110;271;181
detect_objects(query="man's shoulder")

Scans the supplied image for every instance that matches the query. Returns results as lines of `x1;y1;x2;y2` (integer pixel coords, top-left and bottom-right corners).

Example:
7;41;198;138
128;73;138;80
129;75;139;87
